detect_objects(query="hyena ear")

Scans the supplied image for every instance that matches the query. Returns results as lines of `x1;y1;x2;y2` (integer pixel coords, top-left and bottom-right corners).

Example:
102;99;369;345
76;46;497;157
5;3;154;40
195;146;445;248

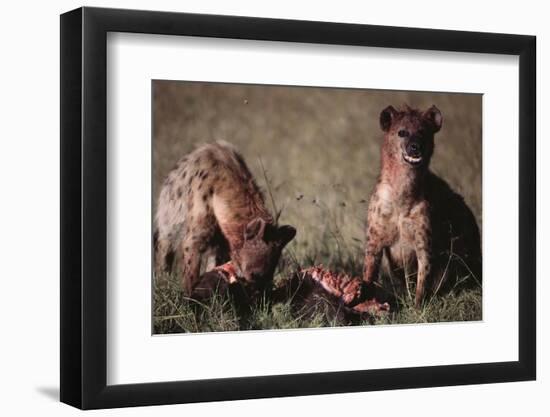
380;105;398;132
277;225;296;247
424;105;442;133
244;218;267;241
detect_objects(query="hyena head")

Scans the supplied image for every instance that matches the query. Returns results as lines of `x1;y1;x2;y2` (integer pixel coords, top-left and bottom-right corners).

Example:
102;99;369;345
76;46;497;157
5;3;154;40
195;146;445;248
236;217;296;286
380;105;442;169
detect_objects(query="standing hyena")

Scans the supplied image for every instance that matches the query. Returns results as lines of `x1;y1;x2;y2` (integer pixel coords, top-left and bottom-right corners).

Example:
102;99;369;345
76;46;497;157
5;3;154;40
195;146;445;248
363;105;481;308
154;141;296;296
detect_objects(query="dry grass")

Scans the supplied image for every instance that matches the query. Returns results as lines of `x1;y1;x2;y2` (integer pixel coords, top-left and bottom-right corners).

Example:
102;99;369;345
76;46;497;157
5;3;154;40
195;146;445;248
152;81;482;334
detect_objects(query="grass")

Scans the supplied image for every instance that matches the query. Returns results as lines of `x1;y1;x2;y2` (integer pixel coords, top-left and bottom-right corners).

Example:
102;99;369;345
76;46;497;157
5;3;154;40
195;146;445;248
153;264;482;334
152;81;483;334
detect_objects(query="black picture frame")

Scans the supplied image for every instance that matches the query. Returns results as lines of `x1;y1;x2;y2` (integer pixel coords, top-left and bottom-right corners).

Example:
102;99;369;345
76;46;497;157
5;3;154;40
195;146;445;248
60;6;536;410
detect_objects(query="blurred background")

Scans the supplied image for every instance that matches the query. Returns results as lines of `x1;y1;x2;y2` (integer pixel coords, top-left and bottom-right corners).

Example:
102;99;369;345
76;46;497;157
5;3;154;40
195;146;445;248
153;80;481;278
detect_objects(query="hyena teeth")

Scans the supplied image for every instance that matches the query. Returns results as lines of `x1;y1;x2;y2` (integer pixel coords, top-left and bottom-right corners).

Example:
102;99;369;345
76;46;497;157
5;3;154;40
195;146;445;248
403;154;422;164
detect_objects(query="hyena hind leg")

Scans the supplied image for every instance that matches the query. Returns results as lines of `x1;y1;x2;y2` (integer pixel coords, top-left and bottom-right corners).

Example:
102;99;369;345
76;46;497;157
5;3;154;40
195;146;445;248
154;233;174;278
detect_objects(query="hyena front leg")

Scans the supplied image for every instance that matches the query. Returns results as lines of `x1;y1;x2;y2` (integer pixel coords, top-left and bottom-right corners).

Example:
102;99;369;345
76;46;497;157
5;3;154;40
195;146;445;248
214;239;230;265
414;225;432;308
179;237;204;296
363;226;384;285
203;244;230;272
204;228;230;271
179;219;217;295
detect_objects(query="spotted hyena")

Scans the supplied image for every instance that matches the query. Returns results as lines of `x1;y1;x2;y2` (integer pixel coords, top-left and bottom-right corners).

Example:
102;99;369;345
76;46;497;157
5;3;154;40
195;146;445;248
363;105;481;308
154;141;296;296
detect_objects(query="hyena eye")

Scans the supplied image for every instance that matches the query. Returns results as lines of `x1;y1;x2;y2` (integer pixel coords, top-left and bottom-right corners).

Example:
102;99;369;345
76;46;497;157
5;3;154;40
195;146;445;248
398;129;409;138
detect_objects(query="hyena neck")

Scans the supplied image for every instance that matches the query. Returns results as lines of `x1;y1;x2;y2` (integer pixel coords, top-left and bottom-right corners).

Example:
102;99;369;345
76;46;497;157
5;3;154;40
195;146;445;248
380;151;428;204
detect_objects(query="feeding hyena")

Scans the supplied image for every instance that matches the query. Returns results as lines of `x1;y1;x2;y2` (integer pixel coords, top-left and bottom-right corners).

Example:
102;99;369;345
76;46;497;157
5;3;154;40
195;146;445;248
363;105;481;308
154;141;296;296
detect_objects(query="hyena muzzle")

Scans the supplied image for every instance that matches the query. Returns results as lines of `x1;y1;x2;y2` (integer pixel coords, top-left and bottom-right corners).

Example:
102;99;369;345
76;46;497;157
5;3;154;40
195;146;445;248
154;141;296;296
363;105;481;308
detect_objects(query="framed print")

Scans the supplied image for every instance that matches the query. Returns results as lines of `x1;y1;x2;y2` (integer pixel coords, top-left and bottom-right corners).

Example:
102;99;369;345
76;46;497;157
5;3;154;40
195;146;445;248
60;6;536;409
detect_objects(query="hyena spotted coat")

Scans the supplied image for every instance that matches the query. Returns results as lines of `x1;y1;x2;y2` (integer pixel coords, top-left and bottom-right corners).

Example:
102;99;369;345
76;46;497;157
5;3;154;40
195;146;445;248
363;105;481;307
154;141;296;295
